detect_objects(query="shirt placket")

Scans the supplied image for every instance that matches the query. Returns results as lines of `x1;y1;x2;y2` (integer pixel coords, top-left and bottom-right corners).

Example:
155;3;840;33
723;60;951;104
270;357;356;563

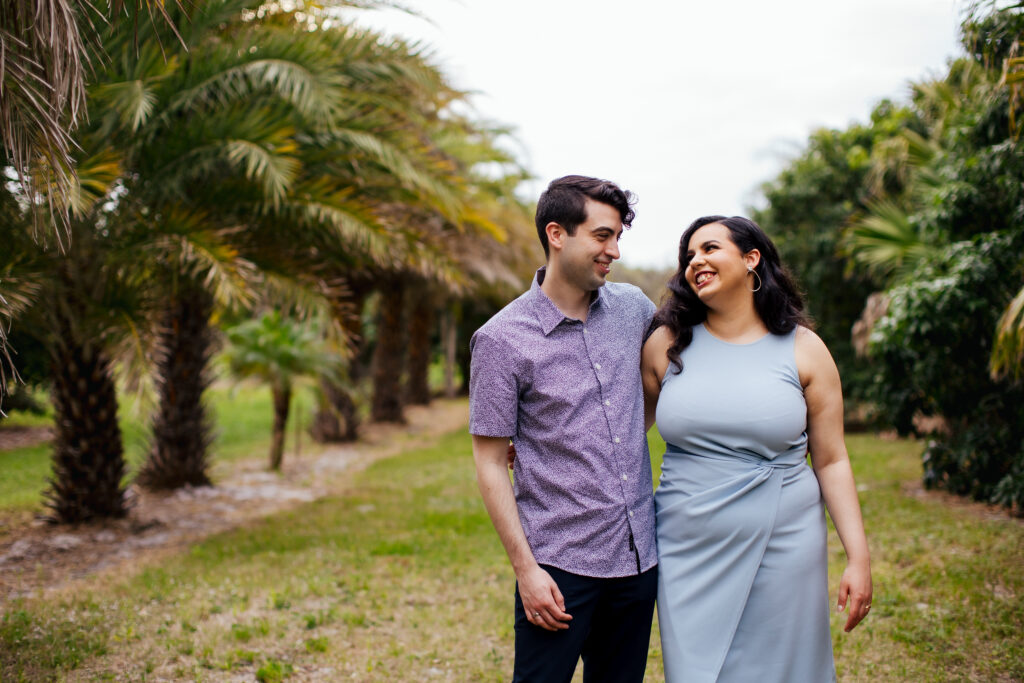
583;304;639;572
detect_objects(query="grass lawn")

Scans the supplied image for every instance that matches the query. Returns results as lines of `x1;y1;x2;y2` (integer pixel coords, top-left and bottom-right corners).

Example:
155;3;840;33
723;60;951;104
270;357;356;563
0;383;318;518
0;425;1021;680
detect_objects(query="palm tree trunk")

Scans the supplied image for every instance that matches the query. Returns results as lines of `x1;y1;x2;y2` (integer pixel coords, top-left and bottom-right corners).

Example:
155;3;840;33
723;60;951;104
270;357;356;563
46;317;128;522
312;281;370;442
371;274;407;423
269;383;291;470
442;303;458;399
406;282;434;405
137;284;215;489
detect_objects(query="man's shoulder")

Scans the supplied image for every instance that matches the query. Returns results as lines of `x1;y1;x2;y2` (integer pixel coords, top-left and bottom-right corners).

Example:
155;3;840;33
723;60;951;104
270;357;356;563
475;290;538;338
603;280;655;313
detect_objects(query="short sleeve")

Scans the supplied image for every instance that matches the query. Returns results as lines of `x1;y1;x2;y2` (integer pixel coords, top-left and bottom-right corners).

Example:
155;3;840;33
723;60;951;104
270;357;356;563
468;330;520;437
642;292;656;324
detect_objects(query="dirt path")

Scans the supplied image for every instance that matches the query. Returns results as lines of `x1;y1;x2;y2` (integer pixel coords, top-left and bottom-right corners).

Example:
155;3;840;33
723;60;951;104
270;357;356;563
0;425;53;451
0;399;469;603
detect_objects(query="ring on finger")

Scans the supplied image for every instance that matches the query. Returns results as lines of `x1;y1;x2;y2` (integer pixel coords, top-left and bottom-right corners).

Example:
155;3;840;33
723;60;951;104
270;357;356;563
532;611;541;618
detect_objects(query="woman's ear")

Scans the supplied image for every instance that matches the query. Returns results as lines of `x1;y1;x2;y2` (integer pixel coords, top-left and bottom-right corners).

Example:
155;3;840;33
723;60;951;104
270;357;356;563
745;249;762;270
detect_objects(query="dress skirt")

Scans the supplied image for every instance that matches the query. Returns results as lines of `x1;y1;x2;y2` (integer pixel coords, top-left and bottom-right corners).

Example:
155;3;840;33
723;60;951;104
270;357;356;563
655;445;836;682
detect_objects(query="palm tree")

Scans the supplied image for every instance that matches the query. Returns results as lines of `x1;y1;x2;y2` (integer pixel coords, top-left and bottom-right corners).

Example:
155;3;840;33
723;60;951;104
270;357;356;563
0;0;184;253
0;0;182;398
223;311;342;470
310;275;373;442
83;3;374;485
0;208;152;522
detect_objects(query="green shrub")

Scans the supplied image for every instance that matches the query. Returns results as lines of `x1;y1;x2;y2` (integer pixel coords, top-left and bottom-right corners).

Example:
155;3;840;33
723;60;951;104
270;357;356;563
869;232;1024;509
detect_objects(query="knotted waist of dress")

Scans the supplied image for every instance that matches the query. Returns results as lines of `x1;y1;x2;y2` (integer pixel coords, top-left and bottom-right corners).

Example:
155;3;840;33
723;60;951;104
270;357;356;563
663;442;809;472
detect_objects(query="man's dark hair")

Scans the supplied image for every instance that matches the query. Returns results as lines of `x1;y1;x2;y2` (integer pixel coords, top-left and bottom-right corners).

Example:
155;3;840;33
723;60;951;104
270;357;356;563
535;175;636;258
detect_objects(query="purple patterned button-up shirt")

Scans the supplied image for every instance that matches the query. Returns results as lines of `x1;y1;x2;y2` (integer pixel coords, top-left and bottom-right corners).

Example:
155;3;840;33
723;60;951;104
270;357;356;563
469;268;657;578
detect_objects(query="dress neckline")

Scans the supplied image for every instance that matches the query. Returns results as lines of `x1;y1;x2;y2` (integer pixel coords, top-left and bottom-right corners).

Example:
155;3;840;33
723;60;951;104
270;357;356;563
700;323;772;347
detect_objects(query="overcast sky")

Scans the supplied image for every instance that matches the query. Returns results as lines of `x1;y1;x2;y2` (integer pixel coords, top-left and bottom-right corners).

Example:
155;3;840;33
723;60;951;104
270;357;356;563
355;0;965;268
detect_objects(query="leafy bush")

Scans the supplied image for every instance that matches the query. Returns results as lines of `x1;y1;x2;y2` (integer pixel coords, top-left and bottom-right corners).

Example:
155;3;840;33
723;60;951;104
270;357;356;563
868;232;1024;509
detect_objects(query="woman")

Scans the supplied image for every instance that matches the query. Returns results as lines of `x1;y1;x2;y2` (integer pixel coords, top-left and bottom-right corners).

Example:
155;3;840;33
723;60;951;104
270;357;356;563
642;215;872;682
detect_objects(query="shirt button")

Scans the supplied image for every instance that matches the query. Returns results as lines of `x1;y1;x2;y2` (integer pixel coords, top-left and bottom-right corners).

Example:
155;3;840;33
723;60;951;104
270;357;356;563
621;474;628;481
613;437;621;444
583;328;589;335
594;362;602;370
604;400;610;406
629;510;635;517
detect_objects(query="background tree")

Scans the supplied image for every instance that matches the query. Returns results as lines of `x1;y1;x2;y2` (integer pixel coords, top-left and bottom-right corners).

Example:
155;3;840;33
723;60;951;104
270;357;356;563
756;1;1024;510
223;311;342;470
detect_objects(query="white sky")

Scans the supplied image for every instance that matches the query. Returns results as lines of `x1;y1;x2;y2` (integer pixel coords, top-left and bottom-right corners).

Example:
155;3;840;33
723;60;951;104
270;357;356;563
354;0;964;268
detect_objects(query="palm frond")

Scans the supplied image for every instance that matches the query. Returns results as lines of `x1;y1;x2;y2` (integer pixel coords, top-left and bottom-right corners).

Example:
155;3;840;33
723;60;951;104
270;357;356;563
991;282;1024;380
848;199;940;280
281;178;394;264
66;146;123;216
138;207;260;310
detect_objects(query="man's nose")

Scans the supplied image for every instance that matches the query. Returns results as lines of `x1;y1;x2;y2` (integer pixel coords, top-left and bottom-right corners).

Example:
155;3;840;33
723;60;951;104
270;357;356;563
606;239;620;260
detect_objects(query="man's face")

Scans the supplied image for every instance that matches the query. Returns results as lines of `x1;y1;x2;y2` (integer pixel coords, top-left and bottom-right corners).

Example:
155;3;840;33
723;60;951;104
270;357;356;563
556;199;623;292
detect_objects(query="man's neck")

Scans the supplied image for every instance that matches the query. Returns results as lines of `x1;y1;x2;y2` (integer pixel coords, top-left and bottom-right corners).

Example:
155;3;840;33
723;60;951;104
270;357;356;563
540;264;594;322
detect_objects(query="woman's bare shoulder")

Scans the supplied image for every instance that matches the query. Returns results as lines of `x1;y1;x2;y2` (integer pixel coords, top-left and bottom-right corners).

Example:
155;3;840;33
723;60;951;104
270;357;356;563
645;324;676;349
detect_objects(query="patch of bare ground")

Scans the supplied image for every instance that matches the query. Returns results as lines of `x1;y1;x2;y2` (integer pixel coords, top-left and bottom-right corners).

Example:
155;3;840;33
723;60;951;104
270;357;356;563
900;479;1023;523
0;399;468;604
0;425;53;451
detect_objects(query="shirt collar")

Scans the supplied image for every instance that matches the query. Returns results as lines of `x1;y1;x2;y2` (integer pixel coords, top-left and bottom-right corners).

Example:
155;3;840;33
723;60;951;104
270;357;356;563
529;267;608;336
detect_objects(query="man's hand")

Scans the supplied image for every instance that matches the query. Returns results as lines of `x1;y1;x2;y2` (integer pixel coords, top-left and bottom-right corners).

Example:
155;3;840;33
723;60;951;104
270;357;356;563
518;564;572;631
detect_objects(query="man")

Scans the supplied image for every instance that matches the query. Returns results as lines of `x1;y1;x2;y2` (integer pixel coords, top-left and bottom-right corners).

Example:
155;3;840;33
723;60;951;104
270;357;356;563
469;175;657;682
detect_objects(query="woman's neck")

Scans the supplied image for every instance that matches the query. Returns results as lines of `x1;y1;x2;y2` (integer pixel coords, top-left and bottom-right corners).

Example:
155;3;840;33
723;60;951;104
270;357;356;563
703;299;768;344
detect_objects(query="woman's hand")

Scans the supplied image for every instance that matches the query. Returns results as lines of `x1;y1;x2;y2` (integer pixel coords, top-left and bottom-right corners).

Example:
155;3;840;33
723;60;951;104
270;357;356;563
836;561;873;632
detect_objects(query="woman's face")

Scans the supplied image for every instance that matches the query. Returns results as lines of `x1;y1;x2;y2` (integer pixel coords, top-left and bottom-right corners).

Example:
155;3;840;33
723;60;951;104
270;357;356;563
683;222;757;303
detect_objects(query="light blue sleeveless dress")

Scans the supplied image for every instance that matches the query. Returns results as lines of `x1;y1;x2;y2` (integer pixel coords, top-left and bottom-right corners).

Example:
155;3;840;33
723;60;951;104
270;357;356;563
654;324;835;682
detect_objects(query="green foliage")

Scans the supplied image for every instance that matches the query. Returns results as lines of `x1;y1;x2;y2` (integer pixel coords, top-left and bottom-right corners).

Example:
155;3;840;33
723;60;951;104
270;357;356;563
867;232;1024;507
223;312;341;391
758;2;1024;509
255;659;293;682
753;116;895;399
991;284;1024;379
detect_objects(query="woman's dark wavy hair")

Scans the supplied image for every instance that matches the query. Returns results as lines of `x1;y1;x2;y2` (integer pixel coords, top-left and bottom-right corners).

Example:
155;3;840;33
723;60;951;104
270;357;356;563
652;215;810;373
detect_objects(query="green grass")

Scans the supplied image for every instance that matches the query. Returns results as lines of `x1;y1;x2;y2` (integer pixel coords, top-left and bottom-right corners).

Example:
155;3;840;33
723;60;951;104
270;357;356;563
0;383;317;515
0;427;1021;681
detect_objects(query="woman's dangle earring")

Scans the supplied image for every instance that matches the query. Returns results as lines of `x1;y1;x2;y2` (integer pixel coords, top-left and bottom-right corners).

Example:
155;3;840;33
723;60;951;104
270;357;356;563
747;267;762;292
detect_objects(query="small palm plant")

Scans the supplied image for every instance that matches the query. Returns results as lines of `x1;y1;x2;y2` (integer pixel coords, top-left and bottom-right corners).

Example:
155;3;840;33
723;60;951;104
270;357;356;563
222;311;342;470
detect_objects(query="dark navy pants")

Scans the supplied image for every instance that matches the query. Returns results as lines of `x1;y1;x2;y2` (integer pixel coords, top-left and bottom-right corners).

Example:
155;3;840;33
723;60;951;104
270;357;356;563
512;564;658;683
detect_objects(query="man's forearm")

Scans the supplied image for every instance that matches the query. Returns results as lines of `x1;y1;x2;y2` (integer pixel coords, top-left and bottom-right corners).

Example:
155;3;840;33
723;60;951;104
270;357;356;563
475;456;537;575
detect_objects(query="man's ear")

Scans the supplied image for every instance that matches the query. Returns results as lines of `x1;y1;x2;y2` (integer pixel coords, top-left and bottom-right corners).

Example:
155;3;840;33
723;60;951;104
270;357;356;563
744;248;761;270
546;222;566;253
